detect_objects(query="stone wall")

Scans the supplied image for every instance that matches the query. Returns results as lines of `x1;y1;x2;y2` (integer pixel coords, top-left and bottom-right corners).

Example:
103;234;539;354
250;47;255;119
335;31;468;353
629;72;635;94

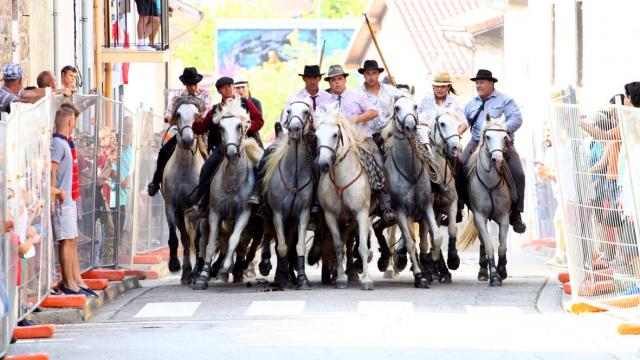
0;1;30;83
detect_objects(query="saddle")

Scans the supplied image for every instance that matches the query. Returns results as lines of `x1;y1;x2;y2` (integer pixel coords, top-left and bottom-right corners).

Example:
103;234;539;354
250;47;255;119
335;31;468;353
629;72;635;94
356;146;385;192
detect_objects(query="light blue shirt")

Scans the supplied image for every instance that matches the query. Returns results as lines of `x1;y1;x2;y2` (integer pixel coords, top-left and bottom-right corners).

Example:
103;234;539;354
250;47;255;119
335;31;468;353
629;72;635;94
418;93;466;122
332;88;377;138
280;88;333;123
464;90;523;142
110;146;133;207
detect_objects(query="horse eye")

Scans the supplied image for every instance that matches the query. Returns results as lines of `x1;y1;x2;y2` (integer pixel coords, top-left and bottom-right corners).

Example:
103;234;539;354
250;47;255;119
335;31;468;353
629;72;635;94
303;110;308;114
237;125;241;130
395;106;400;111
486;135;491;140
413;105;417;110
332;133;338;138
287;109;291;114
440;122;445;127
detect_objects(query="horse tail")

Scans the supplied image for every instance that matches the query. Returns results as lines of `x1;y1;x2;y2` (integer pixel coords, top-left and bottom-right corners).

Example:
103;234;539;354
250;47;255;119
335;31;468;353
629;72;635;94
457;213;478;250
185;215;197;254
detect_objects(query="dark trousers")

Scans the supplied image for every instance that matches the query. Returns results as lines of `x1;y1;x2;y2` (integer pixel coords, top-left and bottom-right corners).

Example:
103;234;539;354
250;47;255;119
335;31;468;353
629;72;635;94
194;147;224;208
151;136;178;185
458;140;525;213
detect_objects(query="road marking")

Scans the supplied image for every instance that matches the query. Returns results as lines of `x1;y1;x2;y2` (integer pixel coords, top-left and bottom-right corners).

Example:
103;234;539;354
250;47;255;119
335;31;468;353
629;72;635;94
134;302;201;318
357;301;414;314
245;301;305;316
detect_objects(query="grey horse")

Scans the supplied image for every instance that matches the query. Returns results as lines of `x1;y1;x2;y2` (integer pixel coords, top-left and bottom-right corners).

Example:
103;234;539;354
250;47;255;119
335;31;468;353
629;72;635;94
263;101;315;289
458;115;514;286
161;96;205;284
194;100;263;289
383;95;442;288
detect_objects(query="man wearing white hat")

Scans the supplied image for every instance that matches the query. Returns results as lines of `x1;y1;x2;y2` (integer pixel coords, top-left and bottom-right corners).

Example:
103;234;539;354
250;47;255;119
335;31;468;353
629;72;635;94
325;64;395;223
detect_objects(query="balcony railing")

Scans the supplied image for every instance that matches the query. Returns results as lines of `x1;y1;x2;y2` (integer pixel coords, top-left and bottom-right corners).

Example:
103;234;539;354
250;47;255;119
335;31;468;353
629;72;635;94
105;0;169;51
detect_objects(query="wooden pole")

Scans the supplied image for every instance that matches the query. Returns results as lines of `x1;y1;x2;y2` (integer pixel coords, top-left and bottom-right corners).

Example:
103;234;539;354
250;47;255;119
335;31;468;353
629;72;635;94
363;13;396;87
318;39;326;69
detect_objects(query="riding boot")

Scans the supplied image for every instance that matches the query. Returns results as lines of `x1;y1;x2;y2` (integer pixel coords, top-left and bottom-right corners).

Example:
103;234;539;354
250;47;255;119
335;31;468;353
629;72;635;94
147;136;177;196
509;209;526;234
249;167;260;205
188;148;223;220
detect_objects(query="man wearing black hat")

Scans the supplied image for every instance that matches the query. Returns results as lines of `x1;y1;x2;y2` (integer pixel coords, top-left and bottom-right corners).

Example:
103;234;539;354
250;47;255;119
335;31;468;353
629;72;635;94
186;75;264;218
457;69;526;233
147;67;213;196
358;60;401;137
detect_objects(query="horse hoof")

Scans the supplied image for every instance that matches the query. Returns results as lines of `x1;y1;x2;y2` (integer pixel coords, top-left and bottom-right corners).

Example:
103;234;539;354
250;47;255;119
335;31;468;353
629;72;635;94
414;275;429;289
383;270;395;279
168;257;181;272
217;270;229;283
447;252;460;271
425;272;434;285
180;274;190;286
490;275;502;287
274;274;289;289
439;273;452;284
335;280;348;289
478;268;489;281
232;274;243;284
259;260;272;276
348;273;359;283
193;277;208;290
361;282;374;291
296;279;312;290
377;256;390;273
498;266;508;280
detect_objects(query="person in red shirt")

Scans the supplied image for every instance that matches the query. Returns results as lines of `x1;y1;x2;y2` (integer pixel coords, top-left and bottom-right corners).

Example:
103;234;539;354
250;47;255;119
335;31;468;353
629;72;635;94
148;77;264;216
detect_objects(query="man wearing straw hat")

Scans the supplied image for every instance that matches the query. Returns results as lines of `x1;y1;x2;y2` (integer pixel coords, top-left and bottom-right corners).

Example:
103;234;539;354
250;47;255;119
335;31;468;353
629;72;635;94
325;64;396;223
457;69;526;233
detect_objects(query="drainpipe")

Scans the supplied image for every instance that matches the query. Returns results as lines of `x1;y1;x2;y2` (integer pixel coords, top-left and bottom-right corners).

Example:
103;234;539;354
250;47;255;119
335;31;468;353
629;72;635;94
81;0;92;93
53;0;60;75
11;0;20;63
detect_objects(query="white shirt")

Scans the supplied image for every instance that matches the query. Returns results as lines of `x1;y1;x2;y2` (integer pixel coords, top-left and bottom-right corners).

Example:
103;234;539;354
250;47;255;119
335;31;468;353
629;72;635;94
359;83;401;133
280;88;333;123
418;93;466;123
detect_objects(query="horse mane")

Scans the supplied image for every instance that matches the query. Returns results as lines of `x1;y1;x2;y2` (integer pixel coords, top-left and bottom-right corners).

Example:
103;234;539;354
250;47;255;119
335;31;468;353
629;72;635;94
213;99;250;132
313;101;367;151
244;137;263;164
171;96;206;120
466;116;508;177
262;133;290;194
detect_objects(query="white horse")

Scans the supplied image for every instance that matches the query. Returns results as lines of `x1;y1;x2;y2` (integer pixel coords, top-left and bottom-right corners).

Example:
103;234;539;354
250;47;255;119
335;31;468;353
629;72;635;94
194;100;263;289
315;102;374;290
458;116;514;286
427;109;463;282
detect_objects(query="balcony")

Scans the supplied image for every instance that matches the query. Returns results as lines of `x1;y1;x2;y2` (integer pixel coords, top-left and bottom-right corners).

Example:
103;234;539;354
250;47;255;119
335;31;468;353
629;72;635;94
100;0;170;63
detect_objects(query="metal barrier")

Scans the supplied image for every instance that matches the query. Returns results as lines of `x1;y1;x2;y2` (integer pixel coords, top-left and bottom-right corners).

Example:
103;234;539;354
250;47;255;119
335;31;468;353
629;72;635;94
132;107;167;254
0;120;19;358
550;103;640;315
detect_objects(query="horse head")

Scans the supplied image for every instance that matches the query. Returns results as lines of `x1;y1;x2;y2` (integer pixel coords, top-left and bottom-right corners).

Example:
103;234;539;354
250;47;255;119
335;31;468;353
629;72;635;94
314;102;343;173
431;110;462;158
214;99;249;164
285;100;313;140
481;114;510;168
172;96;204;150
392;95;418;137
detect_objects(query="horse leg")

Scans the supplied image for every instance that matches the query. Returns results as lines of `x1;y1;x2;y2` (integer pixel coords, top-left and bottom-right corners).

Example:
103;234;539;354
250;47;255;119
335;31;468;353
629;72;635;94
193;212;220;290
474;215;500;286
386;226;397;278
446;198;461;270
259;232;273;276
394;230;408;273
426;206;444;282
232;232;250;284
190;221;205;283
176;214;192;285
165;206;181;272
356;211;373;290
497;219;509;280
295;208;312;290
325;214;347;288
478;243;489;281
397;212;427;288
346;231;359;283
243;219;262;278
418;221;434;284
219;209;252;283
272;212;289;288
373;218;390;272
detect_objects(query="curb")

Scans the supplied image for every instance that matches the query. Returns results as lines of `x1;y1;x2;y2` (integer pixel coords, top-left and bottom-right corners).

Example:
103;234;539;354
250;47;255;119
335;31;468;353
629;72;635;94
618;323;640;335
536;275;564;314
5;353;50;360
29;276;140;325
82;269;126;281
133;254;163;264
13;324;56;339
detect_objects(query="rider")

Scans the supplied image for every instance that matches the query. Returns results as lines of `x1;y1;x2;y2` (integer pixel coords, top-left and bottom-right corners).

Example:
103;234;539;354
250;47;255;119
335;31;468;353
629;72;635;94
234;75;263;114
456;69;526;234
188;76;264;219
325;64;396;224
257;65;332;215
417;72;466;220
147;67;213;196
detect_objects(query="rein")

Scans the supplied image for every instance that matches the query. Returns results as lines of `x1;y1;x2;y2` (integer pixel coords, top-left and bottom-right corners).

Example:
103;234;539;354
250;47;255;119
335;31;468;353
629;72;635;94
430;113;462;186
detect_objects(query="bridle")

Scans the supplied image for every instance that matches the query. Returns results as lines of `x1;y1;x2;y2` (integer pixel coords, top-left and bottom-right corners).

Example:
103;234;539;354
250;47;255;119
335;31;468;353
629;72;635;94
390;97;418;141
479;128;509;173
431;112;462;158
220;115;246;164
474;126;511;219
176;118;197;155
283;101;312;138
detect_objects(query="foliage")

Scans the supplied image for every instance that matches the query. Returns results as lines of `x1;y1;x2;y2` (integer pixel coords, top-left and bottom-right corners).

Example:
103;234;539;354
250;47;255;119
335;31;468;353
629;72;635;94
320;0;369;19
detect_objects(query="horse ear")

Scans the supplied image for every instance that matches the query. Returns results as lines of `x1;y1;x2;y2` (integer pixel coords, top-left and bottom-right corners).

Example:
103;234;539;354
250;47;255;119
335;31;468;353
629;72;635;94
485;113;491;123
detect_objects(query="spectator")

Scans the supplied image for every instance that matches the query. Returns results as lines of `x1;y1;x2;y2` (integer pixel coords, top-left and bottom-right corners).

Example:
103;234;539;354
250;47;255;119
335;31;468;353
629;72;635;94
60;65;78;93
50;104;96;297
1;63;71;113
135;0;161;49
110;117;134;244
36;71;57;89
234;75;263;113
